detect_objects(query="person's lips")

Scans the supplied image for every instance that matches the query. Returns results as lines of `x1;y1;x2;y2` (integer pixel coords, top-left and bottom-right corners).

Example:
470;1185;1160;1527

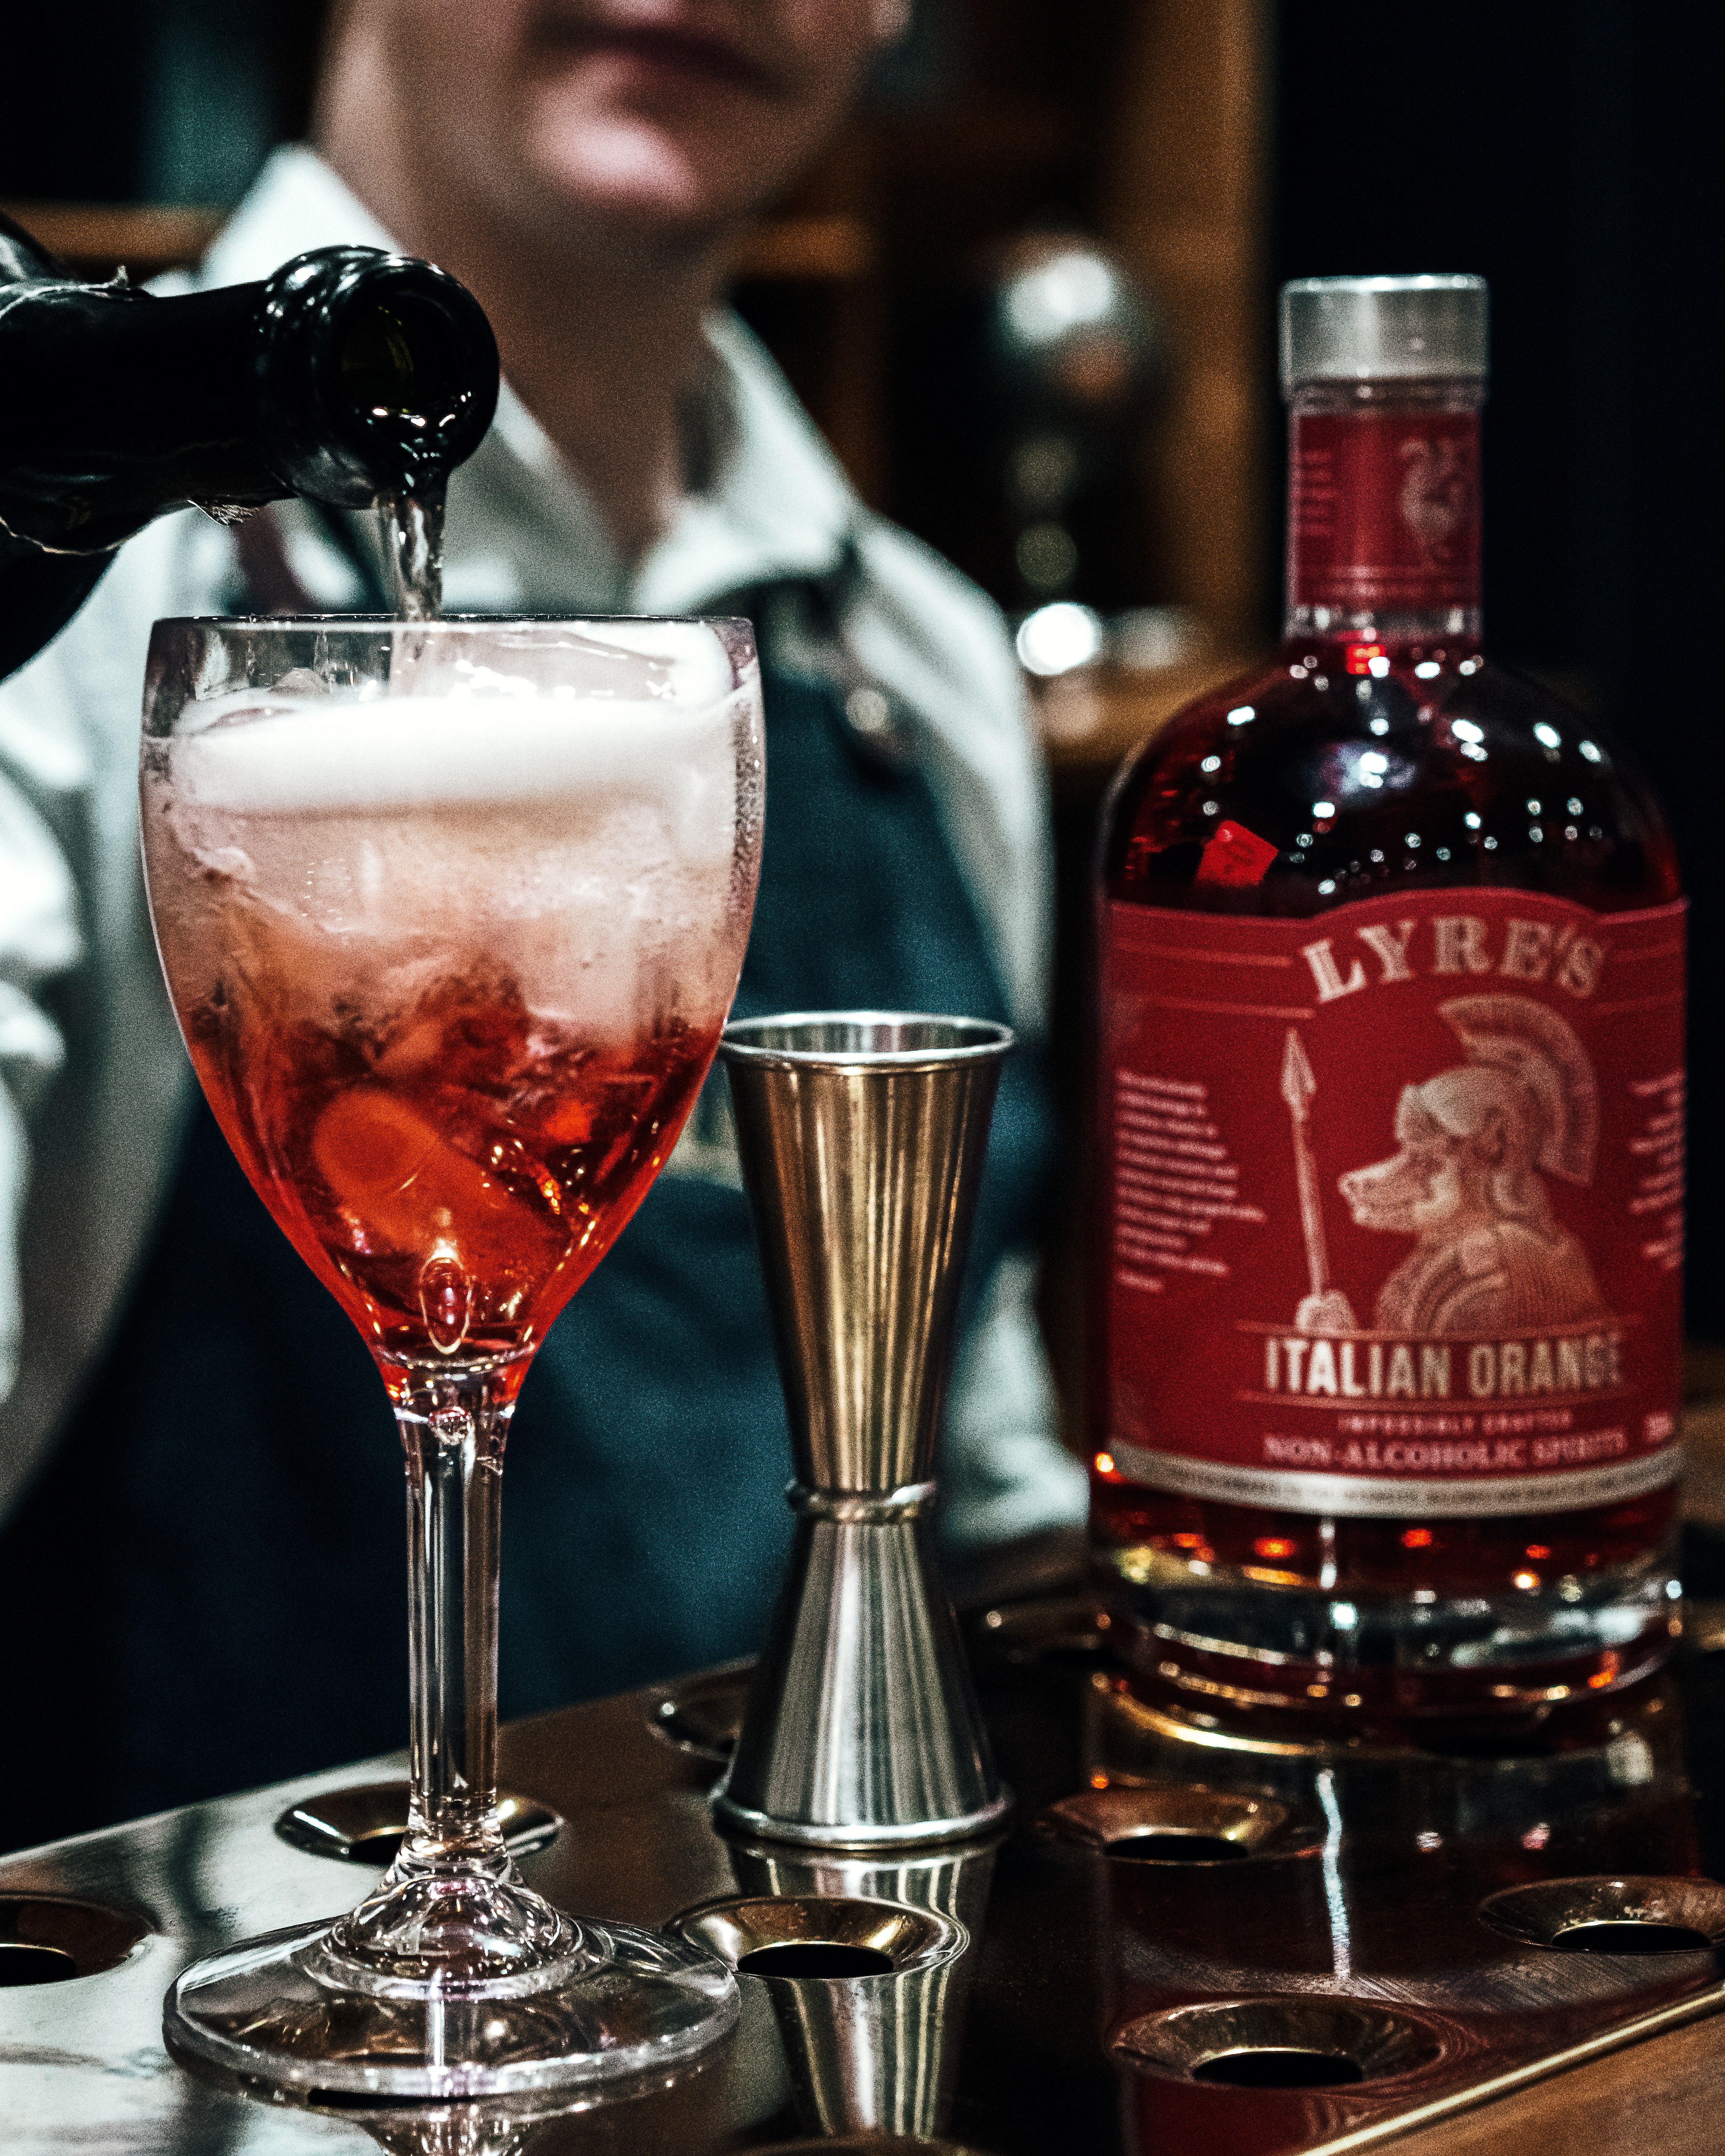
534;19;779;96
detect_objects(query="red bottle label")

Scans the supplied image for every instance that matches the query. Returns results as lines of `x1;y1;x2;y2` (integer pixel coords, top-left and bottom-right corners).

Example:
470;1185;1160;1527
1290;410;1481;614
1100;890;1685;1517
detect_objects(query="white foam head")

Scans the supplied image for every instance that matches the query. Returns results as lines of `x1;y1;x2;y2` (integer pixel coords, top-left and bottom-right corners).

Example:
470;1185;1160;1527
170;622;748;820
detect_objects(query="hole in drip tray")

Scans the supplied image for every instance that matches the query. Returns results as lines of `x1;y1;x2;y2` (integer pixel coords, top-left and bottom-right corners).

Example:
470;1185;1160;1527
978;1595;1117;1667
1193;2047;1366;2090
0;1897;152;1981
1038;1783;1293;1861
344;1831;404;1867
1112;1995;1443;2087
1479;1876;1725;1954
673;1892;965;1981
737;1942;895;1979
1106;1829;1247;1864
1552;1920;1713;1954
1416;1723;1555;1762
647;1669;751;1763
0;1944;78;1986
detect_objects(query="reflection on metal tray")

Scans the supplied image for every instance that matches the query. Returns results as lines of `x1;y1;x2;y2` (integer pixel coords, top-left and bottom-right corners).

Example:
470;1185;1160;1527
274;1780;564;1866
6;1612;1725;2151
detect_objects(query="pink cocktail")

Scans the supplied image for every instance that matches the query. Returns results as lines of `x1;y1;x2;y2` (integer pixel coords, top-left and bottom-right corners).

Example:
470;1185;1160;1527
144;616;762;2098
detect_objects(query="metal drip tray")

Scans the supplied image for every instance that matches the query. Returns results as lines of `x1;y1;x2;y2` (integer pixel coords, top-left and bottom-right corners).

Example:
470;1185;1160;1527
6;1618;1725;2150
273;1781;562;1865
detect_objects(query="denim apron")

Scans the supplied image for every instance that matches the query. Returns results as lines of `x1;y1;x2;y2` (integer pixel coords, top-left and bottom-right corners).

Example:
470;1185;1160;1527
0;632;1054;1849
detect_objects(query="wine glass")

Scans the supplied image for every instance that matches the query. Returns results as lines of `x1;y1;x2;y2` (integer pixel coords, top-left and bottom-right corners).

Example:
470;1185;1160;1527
142;615;764;2098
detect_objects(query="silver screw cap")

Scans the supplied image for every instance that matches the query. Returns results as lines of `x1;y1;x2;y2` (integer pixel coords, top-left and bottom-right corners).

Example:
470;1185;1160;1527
1280;274;1488;389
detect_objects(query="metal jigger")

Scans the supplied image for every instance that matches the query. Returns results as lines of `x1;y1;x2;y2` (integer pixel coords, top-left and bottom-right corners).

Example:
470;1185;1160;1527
713;1012;1015;1848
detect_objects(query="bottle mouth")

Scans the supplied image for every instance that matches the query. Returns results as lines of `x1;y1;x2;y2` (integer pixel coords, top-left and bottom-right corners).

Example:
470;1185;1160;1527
327;273;500;487
257;247;500;507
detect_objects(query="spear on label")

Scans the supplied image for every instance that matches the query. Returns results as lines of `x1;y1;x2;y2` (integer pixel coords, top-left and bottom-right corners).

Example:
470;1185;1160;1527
1281;1027;1356;1334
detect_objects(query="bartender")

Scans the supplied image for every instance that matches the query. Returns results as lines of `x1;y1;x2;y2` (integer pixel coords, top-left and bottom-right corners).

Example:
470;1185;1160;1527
0;0;1082;1851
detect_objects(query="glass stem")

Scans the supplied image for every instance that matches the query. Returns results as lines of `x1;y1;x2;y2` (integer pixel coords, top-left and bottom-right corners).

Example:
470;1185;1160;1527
396;1368;512;1874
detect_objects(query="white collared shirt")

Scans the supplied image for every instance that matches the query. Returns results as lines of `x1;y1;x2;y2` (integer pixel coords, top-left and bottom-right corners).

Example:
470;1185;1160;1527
0;147;1084;1544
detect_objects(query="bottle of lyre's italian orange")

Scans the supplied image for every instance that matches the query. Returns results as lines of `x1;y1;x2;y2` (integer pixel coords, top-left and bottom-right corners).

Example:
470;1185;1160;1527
1092;274;1684;1736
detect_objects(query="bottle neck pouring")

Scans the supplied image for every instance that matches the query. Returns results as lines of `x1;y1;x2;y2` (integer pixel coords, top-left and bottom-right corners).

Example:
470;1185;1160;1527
0;244;497;552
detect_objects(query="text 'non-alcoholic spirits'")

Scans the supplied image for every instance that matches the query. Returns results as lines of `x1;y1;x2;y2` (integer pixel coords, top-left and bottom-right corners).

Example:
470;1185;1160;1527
1092;275;1683;1736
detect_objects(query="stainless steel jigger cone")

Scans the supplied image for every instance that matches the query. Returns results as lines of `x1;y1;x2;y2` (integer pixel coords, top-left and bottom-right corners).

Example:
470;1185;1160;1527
713;1011;1015;1848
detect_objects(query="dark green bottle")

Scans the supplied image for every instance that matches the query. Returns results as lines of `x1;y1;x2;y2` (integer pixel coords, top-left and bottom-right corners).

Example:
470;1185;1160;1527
0;210;499;677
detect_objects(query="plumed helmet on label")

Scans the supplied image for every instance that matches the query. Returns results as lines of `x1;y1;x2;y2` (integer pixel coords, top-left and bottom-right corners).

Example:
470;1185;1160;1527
1435;995;1600;1186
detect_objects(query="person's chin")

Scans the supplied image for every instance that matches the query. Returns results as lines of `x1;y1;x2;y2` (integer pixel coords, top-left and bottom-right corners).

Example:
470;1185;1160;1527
531;124;764;247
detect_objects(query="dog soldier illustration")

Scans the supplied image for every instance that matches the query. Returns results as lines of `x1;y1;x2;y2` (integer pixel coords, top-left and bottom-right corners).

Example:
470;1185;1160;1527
1322;995;1609;1336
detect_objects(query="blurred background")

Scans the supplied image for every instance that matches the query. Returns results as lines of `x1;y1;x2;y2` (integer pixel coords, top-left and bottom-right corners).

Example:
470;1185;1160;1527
5;0;1720;1351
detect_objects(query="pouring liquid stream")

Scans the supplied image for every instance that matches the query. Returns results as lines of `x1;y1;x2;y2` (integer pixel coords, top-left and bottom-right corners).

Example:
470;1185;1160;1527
380;488;446;621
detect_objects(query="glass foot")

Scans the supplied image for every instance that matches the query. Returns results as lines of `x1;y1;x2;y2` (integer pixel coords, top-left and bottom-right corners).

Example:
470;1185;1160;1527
163;1909;739;2098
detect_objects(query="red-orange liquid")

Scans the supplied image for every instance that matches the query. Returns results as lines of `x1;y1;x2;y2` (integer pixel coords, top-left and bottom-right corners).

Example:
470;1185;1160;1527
185;969;716;1400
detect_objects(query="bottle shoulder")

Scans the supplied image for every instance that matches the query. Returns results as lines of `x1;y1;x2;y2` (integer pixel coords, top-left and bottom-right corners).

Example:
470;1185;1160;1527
1101;653;1678;918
